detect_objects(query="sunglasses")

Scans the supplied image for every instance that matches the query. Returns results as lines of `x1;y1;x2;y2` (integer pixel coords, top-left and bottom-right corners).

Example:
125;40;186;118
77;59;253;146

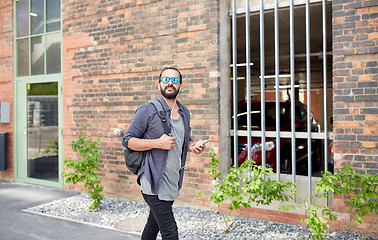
161;77;180;84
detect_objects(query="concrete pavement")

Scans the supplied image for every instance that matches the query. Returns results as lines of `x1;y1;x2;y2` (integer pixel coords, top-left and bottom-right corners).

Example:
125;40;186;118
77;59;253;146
0;182;140;240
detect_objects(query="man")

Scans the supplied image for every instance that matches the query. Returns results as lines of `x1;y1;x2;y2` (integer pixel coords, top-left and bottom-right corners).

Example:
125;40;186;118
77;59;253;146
122;67;207;240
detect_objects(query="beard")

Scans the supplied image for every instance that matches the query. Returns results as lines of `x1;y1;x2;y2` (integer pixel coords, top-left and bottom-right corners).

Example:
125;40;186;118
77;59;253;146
161;86;179;99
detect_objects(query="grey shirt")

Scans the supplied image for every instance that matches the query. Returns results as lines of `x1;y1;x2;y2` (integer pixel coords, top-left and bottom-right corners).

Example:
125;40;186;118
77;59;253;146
140;115;185;201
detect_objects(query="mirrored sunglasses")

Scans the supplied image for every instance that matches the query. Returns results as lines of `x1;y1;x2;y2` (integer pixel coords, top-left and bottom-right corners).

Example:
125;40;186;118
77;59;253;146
161;77;180;84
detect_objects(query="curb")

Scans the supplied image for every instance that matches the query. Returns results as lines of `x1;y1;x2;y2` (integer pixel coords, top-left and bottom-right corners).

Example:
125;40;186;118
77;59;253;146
22;209;142;237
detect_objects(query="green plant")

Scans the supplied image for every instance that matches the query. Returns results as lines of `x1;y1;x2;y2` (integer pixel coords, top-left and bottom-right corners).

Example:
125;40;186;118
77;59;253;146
202;149;297;233
303;165;378;240
201;150;377;239
43;137;59;155
62;128;104;211
302;200;337;240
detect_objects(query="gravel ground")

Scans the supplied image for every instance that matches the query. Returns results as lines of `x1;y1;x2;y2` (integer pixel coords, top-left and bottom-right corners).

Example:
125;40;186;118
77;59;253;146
26;194;377;240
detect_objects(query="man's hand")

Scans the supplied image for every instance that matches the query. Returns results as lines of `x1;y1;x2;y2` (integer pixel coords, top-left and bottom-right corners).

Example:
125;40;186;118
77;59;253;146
127;134;176;151
157;134;176;150
189;140;207;155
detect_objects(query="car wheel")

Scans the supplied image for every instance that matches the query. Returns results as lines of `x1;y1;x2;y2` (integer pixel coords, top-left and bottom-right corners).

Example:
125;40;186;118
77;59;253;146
280;153;292;174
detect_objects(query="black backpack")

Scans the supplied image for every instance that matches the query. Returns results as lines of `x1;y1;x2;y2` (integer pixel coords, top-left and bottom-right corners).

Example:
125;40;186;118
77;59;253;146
124;100;169;174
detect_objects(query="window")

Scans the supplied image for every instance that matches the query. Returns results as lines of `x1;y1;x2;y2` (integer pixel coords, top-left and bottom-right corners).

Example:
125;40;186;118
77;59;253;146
228;0;333;202
16;0;61;76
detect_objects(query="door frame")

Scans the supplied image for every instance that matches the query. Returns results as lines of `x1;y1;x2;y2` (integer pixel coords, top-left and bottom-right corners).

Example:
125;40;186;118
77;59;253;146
13;0;63;188
14;75;63;188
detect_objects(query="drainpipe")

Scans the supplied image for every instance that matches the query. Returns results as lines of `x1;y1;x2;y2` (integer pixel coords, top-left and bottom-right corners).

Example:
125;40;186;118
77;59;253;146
219;0;232;178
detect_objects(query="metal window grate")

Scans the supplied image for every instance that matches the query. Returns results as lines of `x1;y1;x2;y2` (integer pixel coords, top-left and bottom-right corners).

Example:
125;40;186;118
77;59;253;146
228;0;333;204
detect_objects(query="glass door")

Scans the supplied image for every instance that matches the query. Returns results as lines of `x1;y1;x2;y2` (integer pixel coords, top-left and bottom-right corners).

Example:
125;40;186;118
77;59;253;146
27;82;59;182
14;79;62;187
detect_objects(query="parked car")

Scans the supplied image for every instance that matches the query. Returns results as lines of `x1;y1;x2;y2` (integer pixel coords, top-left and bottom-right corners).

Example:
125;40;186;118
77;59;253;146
327;140;334;173
235;100;322;174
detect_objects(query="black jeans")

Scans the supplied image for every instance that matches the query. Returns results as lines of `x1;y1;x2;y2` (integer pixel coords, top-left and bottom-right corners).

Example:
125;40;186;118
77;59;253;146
141;193;178;240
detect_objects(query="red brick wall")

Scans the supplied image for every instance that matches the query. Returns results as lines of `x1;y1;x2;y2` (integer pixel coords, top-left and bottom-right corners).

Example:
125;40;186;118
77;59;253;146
62;0;220;205
1;0;375;236
0;0;14;182
332;0;377;235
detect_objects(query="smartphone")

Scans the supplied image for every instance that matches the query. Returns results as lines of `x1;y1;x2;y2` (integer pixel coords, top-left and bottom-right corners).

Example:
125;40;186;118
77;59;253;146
199;139;211;147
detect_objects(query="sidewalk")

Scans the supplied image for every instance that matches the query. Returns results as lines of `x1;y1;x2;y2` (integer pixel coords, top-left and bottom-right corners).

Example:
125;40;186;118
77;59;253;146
0;182;140;240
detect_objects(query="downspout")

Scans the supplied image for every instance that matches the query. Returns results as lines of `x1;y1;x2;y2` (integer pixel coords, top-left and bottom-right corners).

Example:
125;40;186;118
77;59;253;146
219;0;232;177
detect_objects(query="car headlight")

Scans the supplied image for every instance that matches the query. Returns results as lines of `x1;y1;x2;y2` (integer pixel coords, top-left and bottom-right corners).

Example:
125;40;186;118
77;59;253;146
266;141;275;151
251;141;275;152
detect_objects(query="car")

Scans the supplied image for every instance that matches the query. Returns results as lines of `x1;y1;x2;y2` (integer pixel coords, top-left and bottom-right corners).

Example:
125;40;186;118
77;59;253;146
235;100;322;175
327;140;334;173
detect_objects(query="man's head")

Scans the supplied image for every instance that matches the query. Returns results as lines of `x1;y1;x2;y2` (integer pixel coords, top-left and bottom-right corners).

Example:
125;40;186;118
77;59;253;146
158;67;182;100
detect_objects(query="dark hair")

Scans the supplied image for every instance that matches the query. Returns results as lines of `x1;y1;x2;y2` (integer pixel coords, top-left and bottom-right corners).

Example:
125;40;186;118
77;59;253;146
159;67;182;84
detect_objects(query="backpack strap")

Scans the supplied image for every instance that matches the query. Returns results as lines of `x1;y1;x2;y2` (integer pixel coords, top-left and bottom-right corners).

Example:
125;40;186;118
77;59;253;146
151;100;169;135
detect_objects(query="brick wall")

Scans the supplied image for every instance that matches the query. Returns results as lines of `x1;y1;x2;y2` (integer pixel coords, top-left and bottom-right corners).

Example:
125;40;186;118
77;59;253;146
0;0;14;182
62;0;220;206
332;0;377;235
0;0;374;236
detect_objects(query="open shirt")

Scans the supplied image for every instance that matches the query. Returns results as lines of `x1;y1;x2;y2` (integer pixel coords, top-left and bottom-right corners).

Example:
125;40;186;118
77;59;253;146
122;96;192;194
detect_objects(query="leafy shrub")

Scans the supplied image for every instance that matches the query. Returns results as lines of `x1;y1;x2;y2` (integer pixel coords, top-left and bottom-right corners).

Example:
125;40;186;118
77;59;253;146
303;165;378;239
204;149;297;232
201;150;377;239
62;128;104;210
43;137;59;155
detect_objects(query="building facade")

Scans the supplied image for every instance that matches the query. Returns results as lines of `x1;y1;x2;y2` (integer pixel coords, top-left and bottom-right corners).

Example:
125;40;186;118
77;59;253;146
0;0;376;236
